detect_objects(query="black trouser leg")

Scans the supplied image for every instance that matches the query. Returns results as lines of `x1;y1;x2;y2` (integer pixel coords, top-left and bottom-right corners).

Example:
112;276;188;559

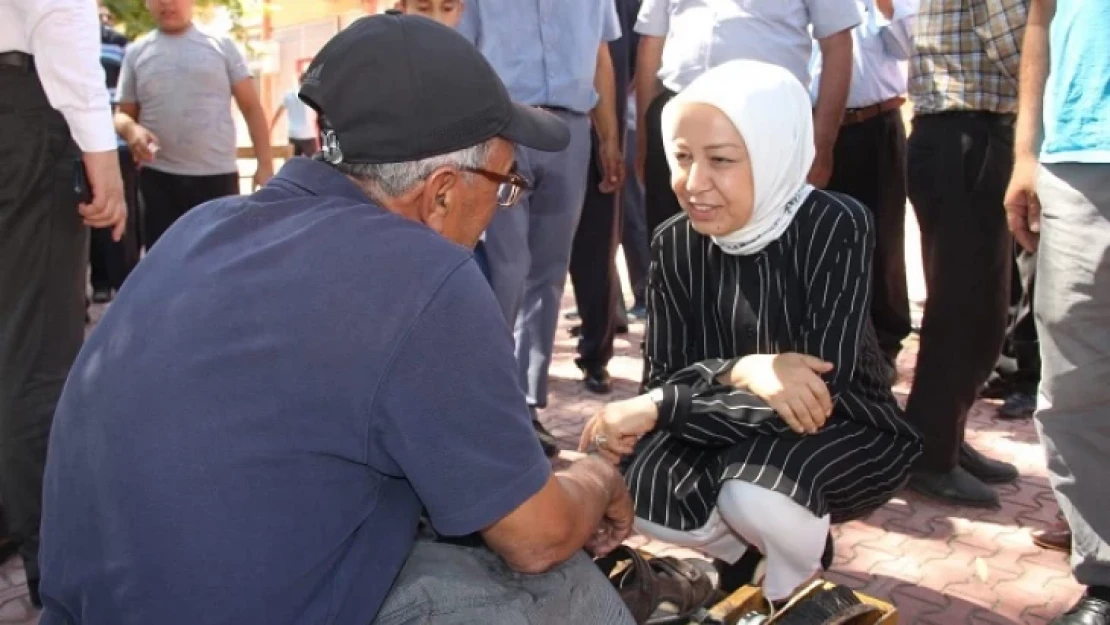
826;109;911;361
904;113;1014;472
1010;247;1040;390
88;153;139;291
570;130;621;370
621;125;650;309
644;89;681;238
140;169;240;249
0;68;88;583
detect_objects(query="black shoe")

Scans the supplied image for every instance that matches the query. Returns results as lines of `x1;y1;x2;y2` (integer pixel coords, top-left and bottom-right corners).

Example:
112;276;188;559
959;442;1019;484
1051;590;1110;625
713;549;766;594
582;366;612;394
91;287;113;304
980;374;1016;400
998;391;1036;420
908;466;1000;508
532;416;560;459
28;578;40;609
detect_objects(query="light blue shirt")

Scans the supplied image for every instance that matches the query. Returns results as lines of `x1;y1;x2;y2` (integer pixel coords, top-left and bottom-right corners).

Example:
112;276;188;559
636;0;861;92
457;0;622;114
1041;0;1110;164
810;0;916;108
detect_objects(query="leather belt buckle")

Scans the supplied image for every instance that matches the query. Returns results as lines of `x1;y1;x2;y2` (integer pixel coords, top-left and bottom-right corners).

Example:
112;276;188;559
842;96;905;126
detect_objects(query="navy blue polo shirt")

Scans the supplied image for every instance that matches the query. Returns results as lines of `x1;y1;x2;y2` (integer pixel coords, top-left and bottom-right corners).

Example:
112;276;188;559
39;158;552;625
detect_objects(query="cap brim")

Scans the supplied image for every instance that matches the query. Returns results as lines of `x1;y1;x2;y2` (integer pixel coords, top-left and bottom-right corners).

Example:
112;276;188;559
500;104;571;152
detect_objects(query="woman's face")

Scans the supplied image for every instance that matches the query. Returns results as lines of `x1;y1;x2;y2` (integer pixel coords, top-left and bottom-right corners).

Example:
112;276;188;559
668;102;755;237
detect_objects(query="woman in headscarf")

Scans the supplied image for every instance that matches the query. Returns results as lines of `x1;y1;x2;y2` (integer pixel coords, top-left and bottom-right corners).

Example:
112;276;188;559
579;59;923;605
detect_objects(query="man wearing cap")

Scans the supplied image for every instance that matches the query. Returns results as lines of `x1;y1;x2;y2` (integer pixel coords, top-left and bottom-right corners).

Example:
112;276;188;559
457;0;625;455
39;14;635;625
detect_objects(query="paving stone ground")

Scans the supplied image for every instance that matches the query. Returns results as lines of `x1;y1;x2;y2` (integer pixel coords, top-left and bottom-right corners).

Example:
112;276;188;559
6;212;1076;624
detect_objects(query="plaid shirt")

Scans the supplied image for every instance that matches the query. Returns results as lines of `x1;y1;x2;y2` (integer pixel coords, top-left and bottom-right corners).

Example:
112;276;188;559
909;0;1028;115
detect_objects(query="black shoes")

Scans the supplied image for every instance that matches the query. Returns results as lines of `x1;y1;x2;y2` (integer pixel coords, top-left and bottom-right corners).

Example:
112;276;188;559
908;466;1000;508
1052;589;1110;625
581;365;612;394
958;442;1019;484
998;391;1036;420
909;443;1018;507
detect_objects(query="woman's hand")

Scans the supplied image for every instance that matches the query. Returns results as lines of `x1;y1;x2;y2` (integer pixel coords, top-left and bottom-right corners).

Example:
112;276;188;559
578;394;659;464
720;354;835;434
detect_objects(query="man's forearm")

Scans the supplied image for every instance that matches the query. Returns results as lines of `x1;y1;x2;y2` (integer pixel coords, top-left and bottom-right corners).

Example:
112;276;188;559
1014;0;1055;159
635;36;664;132
244;106;273;166
592;44;619;142
813;31;854;150
113;111;137;138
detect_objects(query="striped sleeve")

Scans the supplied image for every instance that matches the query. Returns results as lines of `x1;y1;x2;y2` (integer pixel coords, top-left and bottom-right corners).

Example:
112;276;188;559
644;224;784;447
796;193;875;398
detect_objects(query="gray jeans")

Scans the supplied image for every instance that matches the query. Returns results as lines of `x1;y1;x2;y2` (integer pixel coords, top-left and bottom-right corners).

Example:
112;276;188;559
1034;163;1110;588
373;542;635;624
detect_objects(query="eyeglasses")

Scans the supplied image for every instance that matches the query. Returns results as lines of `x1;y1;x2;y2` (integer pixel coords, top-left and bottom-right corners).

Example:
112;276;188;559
462;166;532;207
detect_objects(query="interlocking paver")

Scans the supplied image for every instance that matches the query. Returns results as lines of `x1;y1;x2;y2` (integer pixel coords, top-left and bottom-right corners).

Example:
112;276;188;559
539;264;1081;624
35;229;1079;625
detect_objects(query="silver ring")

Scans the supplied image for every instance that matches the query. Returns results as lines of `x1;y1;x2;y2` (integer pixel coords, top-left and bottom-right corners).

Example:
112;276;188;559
593;433;608;448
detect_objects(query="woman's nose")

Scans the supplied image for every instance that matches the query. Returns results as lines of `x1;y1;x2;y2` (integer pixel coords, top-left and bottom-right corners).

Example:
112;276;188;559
685;160;713;193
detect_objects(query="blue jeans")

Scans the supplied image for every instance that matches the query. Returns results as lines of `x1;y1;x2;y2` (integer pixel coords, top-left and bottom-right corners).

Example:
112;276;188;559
372;542;635;624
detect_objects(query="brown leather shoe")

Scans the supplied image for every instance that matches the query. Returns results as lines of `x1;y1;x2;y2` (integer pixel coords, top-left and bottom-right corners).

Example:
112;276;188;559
1033;517;1072;553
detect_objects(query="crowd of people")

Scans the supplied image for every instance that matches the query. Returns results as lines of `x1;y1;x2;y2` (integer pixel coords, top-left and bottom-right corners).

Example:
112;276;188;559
0;0;1106;623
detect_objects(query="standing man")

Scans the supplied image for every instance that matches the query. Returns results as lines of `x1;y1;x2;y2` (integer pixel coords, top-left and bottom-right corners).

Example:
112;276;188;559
814;0;916;372
633;0;861;236
115;0;273;249
1006;0;1110;621
269;74;318;157
89;5;141;304
458;0;624;456
567;0;640;397
903;0;1028;508
0;0;127;608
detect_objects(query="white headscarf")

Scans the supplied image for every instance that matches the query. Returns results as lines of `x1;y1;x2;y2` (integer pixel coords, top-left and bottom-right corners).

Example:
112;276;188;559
661;59;815;256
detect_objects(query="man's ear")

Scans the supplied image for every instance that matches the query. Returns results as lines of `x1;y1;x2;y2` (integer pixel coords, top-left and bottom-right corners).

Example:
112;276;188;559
417;168;459;231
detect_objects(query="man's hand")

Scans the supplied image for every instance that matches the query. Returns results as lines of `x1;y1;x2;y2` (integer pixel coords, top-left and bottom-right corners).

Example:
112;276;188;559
1004;155;1042;252
597;136;625;194
585;481;634;557
123;124;160;164
80;151;128;242
253;159;275;190
721;353;834;434
807;143;835;188
578;394;657;463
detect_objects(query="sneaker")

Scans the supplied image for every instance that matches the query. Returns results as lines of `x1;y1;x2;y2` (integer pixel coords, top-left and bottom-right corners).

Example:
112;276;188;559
998;391;1036;420
91;287;113;304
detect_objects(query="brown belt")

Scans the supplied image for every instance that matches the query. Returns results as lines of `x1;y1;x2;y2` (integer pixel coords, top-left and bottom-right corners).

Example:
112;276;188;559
0;51;33;72
842;96;905;126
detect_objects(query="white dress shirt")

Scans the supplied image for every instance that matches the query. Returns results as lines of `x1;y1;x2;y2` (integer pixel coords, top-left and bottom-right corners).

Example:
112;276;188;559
810;0;917;108
0;0;116;152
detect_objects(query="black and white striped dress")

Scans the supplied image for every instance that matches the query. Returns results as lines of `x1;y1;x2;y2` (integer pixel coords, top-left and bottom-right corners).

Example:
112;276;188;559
625;190;924;532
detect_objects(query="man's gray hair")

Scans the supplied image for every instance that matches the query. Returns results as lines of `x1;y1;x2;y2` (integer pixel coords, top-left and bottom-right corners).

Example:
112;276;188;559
334;141;491;199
